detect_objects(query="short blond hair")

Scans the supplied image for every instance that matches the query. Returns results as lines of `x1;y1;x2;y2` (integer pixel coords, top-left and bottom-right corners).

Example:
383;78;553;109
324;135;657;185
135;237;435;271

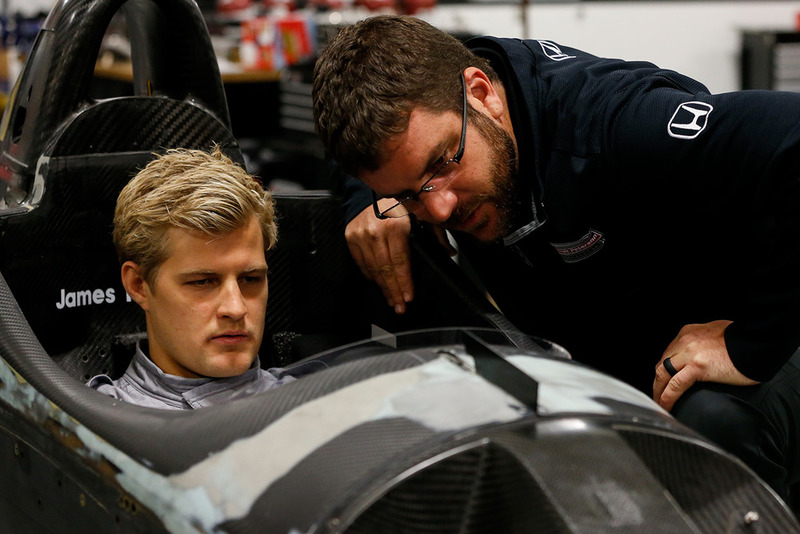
113;146;277;284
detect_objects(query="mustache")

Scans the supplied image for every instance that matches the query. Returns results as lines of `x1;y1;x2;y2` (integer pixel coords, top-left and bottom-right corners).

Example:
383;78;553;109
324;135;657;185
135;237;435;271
444;205;473;228
444;195;492;228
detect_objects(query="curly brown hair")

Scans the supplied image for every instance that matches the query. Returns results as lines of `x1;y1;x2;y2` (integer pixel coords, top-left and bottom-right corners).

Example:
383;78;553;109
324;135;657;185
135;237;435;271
312;15;496;177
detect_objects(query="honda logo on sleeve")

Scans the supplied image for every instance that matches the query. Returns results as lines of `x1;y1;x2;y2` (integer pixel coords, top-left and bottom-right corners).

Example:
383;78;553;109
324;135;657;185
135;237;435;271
668;101;713;139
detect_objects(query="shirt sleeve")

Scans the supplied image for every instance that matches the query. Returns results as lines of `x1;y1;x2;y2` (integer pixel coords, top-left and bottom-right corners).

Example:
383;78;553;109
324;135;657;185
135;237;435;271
602;79;800;381
331;161;373;225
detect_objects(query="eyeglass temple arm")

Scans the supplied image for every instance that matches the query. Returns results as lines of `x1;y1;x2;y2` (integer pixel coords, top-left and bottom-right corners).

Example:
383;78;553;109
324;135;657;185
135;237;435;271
372;191;390;220
455;72;467;162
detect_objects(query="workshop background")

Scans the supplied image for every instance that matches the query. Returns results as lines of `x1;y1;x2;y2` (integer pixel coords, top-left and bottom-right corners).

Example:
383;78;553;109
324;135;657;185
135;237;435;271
2;0;799;190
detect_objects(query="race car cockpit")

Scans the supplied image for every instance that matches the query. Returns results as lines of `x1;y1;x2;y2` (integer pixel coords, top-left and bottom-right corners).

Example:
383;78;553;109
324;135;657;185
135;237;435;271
0;0;797;532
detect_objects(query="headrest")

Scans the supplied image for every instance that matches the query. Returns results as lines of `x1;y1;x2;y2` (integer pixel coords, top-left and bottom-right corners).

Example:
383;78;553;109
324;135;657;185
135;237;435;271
0;99;241;379
0;0;241;380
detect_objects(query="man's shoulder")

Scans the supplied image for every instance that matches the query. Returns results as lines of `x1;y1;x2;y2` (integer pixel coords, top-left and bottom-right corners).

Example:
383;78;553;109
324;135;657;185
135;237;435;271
87;354;189;409
467;36;594;65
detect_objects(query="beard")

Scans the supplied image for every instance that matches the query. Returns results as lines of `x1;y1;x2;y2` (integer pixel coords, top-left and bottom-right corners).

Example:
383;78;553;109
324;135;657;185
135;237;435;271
445;107;522;240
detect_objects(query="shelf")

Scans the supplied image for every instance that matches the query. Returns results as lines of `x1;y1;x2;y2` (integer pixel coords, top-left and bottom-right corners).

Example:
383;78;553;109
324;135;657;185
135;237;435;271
93;61;282;84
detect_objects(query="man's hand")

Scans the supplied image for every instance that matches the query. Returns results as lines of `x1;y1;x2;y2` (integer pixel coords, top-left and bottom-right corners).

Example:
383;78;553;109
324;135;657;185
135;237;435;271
345;204;457;314
653;320;759;411
345;203;414;314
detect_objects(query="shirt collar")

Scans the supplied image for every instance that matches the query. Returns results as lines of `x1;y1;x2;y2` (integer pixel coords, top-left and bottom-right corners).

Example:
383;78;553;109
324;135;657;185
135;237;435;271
129;342;266;409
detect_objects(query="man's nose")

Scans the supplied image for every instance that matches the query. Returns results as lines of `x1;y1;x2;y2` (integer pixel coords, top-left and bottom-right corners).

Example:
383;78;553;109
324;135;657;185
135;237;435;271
219;280;247;320
416;189;458;224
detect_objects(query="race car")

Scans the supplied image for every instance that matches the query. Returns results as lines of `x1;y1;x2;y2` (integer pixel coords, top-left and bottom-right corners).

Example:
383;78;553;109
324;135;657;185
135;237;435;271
0;0;797;532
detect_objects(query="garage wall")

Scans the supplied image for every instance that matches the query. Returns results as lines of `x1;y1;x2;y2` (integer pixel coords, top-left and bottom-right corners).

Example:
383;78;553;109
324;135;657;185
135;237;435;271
11;0;800;92
421;1;800;93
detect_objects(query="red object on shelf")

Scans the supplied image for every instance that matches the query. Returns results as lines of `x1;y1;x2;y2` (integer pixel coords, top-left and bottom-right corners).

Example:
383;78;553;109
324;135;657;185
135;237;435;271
240;17;279;71
353;0;397;11
401;0;435;15
277;16;315;65
262;0;297;11
217;0;252;14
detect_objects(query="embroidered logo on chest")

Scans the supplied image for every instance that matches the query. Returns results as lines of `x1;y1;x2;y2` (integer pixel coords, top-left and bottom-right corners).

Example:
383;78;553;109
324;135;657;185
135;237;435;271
551;229;605;263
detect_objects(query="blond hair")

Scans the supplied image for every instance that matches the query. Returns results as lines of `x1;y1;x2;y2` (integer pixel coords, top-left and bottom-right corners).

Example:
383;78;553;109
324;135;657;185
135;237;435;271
113;146;277;284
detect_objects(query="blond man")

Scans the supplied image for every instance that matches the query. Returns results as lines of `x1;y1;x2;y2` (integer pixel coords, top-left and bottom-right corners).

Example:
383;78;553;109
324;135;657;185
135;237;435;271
89;146;295;409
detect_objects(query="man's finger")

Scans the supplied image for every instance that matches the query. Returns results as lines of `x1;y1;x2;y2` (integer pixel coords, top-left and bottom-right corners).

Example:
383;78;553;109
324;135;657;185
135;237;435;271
658;367;698;412
386;232;414;307
370;240;410;314
351;240;400;309
344;206;414;314
652;356;676;403
346;241;373;282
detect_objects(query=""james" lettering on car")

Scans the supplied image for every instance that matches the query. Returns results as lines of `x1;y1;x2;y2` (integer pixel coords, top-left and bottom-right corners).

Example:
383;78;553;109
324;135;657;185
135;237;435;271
55;288;116;310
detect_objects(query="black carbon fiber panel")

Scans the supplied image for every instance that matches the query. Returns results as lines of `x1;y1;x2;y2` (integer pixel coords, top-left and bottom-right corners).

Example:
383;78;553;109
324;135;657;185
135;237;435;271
344;441;565;534
5;0;229;170
323;421;800;534
48;98;233;156
1;157;149;371
620;428;798;533
475;426;695;533
262;194;371;367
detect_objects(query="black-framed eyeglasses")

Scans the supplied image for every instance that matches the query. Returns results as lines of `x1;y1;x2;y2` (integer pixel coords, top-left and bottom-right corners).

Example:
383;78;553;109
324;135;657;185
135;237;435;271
372;73;467;220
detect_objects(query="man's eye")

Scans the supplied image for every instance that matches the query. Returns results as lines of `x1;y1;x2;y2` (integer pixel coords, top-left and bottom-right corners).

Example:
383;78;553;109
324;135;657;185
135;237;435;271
187;278;213;287
428;155;446;177
437;159;459;179
239;274;267;286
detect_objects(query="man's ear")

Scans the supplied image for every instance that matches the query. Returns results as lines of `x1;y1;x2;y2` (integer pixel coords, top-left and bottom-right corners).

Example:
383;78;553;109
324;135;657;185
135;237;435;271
121;261;151;311
463;67;505;120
